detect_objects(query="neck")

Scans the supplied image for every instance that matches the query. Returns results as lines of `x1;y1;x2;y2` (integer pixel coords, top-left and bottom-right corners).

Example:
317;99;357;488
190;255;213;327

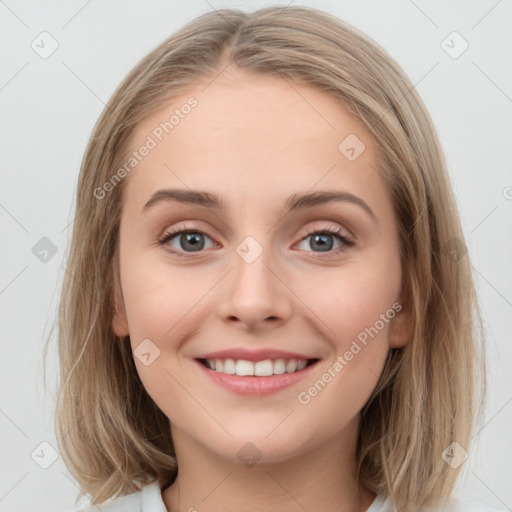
162;417;376;512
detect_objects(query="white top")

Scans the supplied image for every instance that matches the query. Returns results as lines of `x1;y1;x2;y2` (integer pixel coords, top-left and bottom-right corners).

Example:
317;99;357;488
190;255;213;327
76;480;508;511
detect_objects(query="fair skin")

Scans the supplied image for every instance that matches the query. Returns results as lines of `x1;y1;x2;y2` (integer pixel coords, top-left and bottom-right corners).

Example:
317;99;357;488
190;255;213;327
113;68;413;512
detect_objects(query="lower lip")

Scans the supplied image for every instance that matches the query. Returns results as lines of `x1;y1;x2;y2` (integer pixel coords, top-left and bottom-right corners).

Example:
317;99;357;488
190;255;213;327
195;359;319;395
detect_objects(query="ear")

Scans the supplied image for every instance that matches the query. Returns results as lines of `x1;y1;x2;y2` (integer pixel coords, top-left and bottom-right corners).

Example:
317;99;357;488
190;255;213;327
388;283;414;349
111;256;129;338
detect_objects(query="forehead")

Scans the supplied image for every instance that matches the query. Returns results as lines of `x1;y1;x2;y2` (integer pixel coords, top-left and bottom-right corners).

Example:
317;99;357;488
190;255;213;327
122;69;387;216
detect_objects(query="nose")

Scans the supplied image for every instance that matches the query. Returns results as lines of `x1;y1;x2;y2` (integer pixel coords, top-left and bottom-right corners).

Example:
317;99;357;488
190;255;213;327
217;240;293;332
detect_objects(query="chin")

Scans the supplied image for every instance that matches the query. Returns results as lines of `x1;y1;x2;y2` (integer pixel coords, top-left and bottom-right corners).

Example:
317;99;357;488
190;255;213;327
197;424;319;466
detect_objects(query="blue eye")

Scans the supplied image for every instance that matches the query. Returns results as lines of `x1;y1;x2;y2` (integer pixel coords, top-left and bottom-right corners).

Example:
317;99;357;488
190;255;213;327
157;226;354;258
158;229;215;257
297;229;354;253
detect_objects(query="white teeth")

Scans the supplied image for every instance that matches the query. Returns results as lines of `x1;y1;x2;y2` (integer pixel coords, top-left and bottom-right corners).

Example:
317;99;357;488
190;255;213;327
254;360;273;376
235;360;254;376
204;357;312;376
223;359;236;374
273;359;286;374
296;360;307;371
285;359;298;373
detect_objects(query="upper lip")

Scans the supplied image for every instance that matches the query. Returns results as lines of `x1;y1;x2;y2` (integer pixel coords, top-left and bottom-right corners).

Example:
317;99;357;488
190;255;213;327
196;348;317;362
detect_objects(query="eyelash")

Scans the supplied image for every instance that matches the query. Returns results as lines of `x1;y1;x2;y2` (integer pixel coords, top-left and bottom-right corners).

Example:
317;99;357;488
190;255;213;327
157;223;355;259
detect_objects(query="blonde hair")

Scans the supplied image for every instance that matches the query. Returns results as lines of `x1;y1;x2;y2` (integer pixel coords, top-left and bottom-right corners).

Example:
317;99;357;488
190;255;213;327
54;5;486;510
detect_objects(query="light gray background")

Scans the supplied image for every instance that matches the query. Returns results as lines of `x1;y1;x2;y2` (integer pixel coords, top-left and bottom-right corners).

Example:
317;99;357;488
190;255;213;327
1;1;511;511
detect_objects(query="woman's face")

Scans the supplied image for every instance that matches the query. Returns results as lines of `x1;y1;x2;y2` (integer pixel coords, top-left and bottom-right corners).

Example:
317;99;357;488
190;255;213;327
112;68;412;464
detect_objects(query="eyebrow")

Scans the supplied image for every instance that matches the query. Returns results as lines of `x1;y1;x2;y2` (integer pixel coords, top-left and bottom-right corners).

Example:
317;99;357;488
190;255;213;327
142;188;377;224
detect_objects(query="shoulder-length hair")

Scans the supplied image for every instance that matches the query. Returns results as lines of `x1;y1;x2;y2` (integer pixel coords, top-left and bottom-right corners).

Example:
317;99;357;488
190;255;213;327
54;5;485;510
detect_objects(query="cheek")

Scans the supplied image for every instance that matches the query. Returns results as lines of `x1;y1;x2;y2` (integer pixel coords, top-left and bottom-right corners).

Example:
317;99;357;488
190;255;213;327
122;263;214;341
121;266;206;420
122;245;401;352
293;271;398;431
298;263;401;346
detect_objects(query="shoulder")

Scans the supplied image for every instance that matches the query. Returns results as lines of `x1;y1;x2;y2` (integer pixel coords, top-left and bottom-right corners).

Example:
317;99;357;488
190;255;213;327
370;494;507;512
444;495;508;512
76;491;142;512
74;480;165;512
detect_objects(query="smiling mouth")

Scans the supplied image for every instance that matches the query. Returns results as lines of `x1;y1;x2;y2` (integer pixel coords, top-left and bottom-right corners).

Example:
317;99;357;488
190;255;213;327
197;358;319;377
